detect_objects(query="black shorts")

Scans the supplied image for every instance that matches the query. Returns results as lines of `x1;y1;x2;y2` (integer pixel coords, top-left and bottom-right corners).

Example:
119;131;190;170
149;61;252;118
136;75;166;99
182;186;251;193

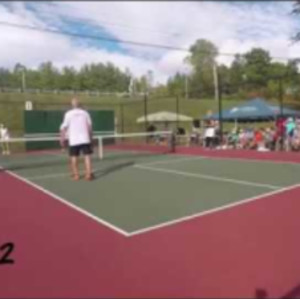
288;130;295;138
69;143;93;157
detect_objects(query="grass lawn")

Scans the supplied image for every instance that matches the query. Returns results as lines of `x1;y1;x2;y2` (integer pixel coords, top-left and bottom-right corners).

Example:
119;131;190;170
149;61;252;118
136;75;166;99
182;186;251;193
1;91;299;136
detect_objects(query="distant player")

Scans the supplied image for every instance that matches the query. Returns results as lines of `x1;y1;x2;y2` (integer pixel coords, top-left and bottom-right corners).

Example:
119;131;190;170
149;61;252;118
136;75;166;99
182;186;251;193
60;98;94;181
0;124;10;155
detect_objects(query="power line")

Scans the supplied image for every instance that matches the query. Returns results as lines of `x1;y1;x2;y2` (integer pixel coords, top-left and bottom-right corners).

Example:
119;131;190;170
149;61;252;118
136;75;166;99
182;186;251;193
0;21;190;52
0;21;298;62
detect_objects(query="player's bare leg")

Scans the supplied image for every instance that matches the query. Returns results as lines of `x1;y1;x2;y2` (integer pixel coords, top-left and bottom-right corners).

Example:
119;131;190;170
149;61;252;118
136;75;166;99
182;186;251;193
84;155;93;181
70;156;80;180
5;142;10;155
0;142;4;155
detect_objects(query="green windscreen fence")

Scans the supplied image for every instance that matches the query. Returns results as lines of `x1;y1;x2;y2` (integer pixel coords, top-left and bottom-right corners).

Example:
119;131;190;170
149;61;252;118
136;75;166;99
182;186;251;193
24;110;115;150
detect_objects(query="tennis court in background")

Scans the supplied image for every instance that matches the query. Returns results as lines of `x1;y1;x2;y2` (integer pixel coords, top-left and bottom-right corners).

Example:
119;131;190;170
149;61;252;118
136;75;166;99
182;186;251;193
1;132;300;298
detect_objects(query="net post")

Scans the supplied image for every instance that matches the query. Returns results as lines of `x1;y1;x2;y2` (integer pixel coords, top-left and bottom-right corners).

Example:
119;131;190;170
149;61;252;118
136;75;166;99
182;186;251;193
98;137;103;159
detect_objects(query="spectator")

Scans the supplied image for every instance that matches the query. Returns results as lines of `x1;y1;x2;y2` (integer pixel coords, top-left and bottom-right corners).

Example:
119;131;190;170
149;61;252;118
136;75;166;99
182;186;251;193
190;124;200;145
147;123;156;143
0;124;10;155
284;117;296;151
254;128;264;150
204;124;216;149
275;117;285;151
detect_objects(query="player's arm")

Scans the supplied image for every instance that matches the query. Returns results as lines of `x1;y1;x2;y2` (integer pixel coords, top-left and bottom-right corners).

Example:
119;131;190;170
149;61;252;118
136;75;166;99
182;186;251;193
60;114;69;148
87;113;93;142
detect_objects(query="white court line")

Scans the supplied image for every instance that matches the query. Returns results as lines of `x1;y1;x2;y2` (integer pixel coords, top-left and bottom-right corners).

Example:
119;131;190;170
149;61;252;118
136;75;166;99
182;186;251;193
175;151;300;167
134;164;281;190
5;170;130;237
138;156;205;166
25;172;71;180
3;153;298;239
135;152;300;169
24;168;104;181
128;183;300;237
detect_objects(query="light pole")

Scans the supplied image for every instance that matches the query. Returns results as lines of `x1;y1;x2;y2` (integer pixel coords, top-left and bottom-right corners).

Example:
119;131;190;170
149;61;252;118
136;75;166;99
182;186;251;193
21;67;26;92
278;77;283;120
144;92;148;133
213;62;219;102
185;75;189;100
176;95;179;131
16;64;27;93
217;66;223;143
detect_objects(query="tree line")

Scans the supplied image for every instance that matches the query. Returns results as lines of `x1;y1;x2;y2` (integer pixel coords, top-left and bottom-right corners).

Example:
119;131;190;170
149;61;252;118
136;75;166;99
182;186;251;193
0;62;132;92
165;39;300;101
1;39;300;100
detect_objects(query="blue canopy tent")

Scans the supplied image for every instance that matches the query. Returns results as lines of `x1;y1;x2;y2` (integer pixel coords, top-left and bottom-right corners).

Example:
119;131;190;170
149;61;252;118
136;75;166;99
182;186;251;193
205;98;300;122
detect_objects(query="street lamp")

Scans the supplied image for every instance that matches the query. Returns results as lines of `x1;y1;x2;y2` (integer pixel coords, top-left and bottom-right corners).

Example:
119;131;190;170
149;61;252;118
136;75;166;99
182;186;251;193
278;76;284;120
16;64;26;92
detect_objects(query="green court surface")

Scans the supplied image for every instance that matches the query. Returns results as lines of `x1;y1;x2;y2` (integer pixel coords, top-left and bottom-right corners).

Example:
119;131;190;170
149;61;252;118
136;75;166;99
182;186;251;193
5;152;300;235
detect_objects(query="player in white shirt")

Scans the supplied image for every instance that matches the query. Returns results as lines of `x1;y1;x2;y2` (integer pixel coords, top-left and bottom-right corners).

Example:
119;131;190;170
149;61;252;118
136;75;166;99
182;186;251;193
0;124;10;155
204;125;216;149
60;98;93;181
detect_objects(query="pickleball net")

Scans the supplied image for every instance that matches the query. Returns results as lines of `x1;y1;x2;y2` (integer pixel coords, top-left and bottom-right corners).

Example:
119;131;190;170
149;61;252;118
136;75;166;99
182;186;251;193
0;131;175;172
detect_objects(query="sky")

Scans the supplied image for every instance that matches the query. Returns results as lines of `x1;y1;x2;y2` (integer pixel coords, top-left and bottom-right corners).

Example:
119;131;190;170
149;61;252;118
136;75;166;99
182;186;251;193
0;1;300;85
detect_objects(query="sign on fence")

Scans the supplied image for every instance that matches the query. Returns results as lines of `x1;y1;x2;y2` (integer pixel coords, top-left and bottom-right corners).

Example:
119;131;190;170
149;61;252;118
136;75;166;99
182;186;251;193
25;101;33;111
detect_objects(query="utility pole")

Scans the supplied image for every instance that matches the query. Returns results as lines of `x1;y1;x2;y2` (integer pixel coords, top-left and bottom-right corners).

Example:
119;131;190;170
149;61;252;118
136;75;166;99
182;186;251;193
22;68;26;92
278;77;284;151
176;95;179;131
279;77;283;119
185;75;189;100
213;62;219;102
120;104;124;133
217;65;223;143
144;92;148;133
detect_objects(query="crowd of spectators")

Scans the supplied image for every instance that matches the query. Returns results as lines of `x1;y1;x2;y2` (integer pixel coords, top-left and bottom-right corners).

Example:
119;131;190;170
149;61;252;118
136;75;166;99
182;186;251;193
146;117;300;152
190;117;300;152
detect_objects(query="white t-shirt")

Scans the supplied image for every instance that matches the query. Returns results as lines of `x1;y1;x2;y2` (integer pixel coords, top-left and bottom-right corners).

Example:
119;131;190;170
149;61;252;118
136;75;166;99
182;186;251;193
60;108;92;146
205;127;215;138
0;127;9;140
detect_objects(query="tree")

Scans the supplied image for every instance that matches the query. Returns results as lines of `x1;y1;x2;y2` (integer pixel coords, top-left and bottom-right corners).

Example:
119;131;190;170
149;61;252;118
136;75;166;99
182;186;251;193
38;62;59;89
242;48;272;90
0;68;12;88
218;65;232;96
229;54;246;94
59;67;77;90
134;75;148;94
0;61;132;92
13;63;27;90
167;73;186;96
291;1;300;41
184;39;218;98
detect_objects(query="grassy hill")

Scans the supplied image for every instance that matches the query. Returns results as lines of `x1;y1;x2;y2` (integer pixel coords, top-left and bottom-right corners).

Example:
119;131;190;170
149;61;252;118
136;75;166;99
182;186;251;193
1;92;299;137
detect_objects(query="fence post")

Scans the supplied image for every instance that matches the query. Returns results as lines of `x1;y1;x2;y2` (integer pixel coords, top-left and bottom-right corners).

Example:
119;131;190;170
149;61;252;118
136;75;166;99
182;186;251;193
176;95;179;131
144;93;148;133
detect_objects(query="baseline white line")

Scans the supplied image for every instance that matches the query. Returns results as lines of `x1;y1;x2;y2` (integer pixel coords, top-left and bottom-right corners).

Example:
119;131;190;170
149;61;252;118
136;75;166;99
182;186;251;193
5;170;130;237
128;183;300;237
134;164;281;190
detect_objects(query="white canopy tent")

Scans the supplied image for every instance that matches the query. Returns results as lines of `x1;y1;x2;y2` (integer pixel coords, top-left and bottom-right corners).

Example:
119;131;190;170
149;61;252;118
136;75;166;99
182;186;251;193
136;111;193;123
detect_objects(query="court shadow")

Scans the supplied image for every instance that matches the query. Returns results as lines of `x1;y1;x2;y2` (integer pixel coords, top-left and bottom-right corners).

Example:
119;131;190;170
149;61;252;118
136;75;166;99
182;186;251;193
93;161;134;180
254;283;300;299
255;289;268;299
281;283;300;299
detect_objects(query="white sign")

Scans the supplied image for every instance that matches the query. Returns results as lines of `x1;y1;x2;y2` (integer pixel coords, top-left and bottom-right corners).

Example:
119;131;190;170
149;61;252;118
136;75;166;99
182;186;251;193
25;101;33;111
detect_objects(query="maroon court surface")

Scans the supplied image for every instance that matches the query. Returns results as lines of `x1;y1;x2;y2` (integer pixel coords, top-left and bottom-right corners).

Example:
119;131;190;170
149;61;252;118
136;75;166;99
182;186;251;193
1;148;300;298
